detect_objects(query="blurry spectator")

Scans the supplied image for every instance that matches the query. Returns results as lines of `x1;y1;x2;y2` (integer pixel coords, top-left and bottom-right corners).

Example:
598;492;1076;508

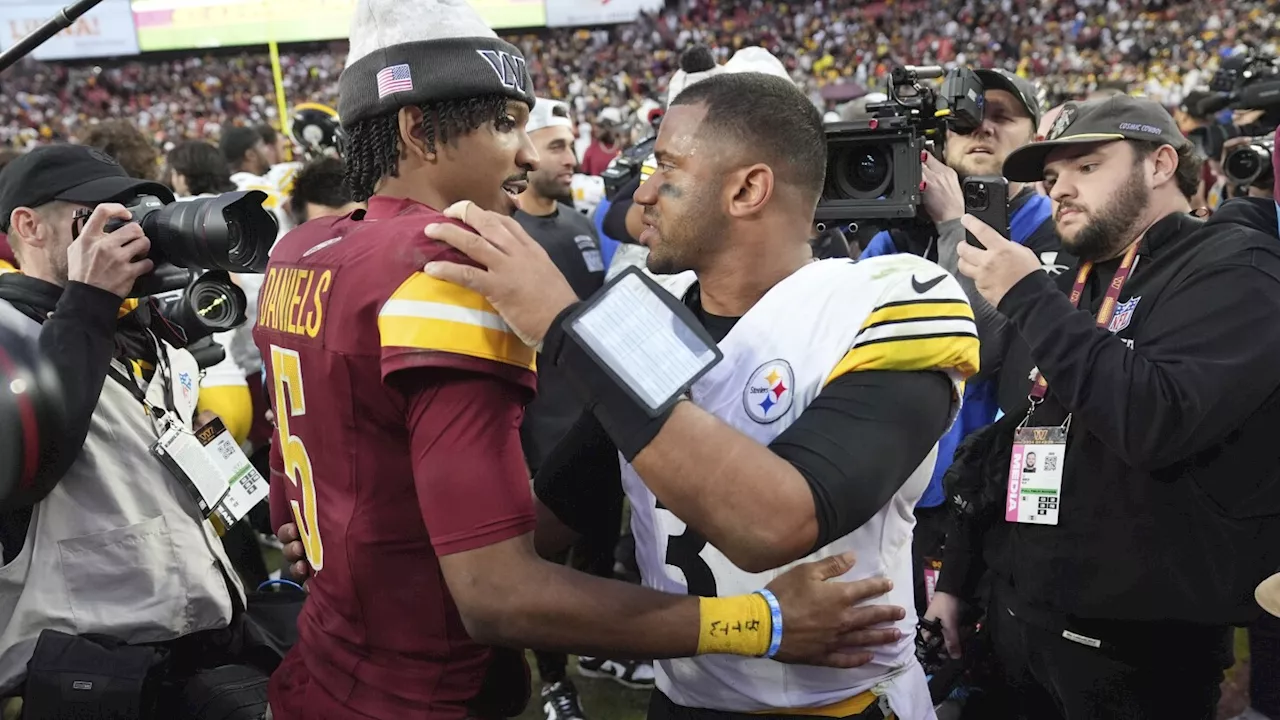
286;156;362;223
580;107;623;175
77;119;159;181
257;123;289;166
220;126;271;179
165;140;236;197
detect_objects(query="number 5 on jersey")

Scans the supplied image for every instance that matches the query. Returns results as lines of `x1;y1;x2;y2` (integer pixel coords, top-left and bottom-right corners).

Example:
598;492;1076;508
270;345;324;571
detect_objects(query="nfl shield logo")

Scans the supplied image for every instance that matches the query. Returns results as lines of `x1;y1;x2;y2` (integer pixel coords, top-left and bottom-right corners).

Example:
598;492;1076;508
1108;296;1141;333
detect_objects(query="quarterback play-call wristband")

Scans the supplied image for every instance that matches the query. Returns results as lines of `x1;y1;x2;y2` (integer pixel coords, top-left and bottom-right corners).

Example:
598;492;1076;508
696;593;775;657
544;268;724;460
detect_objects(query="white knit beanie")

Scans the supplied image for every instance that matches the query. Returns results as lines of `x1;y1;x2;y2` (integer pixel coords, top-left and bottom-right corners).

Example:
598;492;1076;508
339;0;535;127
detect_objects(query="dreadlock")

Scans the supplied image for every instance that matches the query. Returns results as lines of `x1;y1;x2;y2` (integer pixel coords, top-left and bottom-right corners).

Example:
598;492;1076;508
343;94;511;202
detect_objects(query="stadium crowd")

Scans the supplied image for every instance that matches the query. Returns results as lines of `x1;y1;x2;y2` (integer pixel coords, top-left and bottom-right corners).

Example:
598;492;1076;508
0;0;1275;149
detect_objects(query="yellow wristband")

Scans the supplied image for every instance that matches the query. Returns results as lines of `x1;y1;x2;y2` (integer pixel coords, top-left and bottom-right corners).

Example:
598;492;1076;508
696;594;772;657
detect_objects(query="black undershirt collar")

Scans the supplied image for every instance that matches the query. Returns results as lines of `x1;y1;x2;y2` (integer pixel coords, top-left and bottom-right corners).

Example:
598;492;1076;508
682;282;739;343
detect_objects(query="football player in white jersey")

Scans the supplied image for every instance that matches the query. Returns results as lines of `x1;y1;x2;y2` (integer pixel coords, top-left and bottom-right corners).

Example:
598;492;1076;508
425;73;979;719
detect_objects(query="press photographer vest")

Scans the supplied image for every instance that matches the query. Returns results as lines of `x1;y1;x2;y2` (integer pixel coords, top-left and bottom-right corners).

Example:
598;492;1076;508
622;257;976;716
0;302;244;693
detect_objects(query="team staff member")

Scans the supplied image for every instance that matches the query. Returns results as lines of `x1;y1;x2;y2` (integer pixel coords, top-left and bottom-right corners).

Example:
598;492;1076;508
260;2;907;718
935;96;1280;719
427;72;980;719
515;96;607;471
513;97;650;718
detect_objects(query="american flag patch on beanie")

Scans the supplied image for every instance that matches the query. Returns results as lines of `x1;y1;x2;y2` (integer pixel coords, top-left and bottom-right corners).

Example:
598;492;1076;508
376;64;413;99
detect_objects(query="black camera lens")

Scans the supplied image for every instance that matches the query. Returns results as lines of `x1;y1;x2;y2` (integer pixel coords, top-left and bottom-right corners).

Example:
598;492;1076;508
834;144;893;199
135;190;276;274
187;276;245;331
155;270;249;346
1223;140;1274;187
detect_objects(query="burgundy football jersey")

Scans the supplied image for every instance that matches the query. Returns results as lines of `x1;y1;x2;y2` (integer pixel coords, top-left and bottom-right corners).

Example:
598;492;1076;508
254;196;538;719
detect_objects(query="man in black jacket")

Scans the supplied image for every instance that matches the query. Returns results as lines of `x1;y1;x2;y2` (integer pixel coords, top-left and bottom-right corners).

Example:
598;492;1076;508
938;95;1280;719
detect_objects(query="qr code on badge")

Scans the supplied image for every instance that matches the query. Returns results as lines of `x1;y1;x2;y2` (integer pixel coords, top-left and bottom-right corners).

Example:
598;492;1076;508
216;441;236;461
1044;454;1058;472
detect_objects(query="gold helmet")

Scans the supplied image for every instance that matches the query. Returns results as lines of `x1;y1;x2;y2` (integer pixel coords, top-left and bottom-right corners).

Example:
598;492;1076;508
289;102;342;159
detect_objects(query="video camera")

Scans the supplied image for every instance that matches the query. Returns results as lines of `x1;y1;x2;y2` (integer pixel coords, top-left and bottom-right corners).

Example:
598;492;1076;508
815;66;986;230
1203;52;1280;116
601;135;657;200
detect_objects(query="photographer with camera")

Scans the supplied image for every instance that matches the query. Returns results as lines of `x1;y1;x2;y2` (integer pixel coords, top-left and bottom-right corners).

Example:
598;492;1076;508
0;145;273;717
855;69;1060;618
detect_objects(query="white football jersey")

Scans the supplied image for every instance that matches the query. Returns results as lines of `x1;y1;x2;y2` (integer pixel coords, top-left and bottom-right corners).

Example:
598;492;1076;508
231;162;300;241
623;256;978;718
228;162;300;377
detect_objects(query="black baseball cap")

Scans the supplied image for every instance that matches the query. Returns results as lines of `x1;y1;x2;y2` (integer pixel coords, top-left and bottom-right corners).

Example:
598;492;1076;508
0;144;174;232
1003;95;1191;182
975;68;1043;125
1179;90;1214;120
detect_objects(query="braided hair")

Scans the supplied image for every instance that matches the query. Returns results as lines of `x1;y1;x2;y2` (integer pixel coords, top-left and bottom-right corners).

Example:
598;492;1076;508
343;94;511;202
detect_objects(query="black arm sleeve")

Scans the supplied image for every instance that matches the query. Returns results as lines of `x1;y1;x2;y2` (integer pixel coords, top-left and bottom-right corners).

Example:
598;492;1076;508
769;370;953;551
5;282;121;509
532;409;624;540
602;176;641;243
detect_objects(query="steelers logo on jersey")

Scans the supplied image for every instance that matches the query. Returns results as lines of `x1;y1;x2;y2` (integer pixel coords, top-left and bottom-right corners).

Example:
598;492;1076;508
743;360;794;424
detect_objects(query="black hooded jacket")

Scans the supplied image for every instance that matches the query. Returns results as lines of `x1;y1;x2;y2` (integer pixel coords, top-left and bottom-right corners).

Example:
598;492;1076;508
940;199;1280;629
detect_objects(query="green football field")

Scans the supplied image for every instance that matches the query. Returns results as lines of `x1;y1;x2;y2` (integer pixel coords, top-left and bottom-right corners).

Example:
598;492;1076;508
516;655;649;720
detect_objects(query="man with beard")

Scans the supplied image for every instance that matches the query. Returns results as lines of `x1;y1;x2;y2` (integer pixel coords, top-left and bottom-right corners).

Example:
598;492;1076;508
931;95;1280;719
860;69;1060;618
513;97;653;718
424;71;981;719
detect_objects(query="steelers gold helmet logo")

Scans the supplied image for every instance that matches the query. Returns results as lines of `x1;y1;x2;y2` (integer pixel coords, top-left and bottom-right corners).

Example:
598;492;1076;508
743;360;794;424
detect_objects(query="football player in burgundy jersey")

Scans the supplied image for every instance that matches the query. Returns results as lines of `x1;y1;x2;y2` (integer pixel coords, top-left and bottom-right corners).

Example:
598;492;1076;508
258;2;907;719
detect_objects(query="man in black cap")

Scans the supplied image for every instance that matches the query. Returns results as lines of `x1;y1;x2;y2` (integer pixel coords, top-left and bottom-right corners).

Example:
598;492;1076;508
930;95;1280;719
0;144;252;706
0;144;169;293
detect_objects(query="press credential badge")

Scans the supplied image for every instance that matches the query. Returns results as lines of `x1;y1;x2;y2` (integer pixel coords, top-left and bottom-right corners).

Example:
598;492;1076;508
154;417;268;534
1006;426;1066;525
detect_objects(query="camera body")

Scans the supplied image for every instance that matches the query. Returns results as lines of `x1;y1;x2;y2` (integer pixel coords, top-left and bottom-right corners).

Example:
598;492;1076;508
816;66;986;230
152;269;249;356
601;135;658;200
103;190;278;298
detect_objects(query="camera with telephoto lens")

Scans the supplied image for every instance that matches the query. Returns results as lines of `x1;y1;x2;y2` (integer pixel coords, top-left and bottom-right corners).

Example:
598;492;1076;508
816;66;986;230
1223;135;1275;188
102;190;278;298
